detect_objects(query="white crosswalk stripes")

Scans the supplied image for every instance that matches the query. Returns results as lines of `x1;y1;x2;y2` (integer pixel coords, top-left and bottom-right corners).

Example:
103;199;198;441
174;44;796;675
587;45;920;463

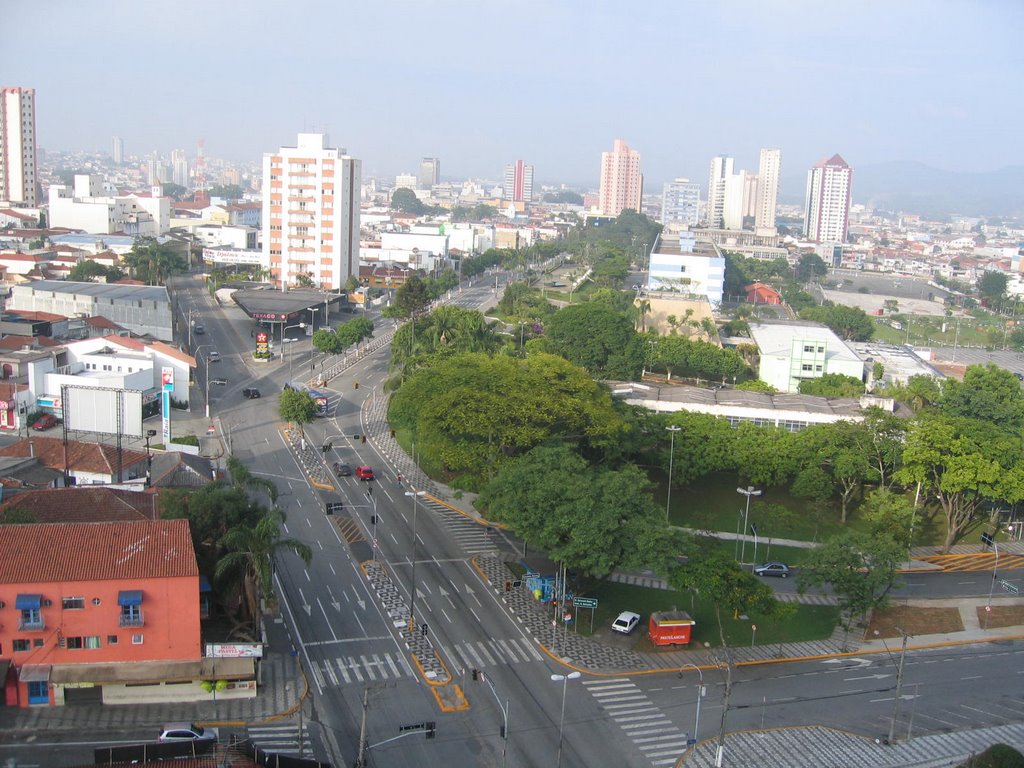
452;637;544;670
311;651;414;687
583;678;689;767
246;723;312;758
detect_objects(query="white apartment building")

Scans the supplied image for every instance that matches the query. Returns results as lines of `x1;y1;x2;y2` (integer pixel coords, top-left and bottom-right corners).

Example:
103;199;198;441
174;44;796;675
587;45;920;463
503;160;534;203
755;148;781;233
748;321;864;393
0;87;38;206
261;133;361;290
647;232;725;306
394;173;417;191
661;178;700;226
803;154;853;243
705;155;734;228
48;174;170;236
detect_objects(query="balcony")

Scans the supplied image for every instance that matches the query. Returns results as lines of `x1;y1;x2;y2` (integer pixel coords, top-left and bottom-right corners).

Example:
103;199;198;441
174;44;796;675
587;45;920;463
119;611;145;628
19;617;45;631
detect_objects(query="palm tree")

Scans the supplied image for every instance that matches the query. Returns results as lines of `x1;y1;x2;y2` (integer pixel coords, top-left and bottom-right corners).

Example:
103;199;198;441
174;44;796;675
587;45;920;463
226;456;278;505
634;298;651;332
215;508;312;637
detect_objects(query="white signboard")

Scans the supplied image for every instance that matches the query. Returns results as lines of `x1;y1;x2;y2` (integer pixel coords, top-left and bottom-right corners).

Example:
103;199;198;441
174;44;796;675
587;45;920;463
64;387;144;437
204;643;264;659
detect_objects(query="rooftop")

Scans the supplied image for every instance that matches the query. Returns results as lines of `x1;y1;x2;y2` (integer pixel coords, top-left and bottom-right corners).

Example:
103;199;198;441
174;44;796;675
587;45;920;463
14;279;169;303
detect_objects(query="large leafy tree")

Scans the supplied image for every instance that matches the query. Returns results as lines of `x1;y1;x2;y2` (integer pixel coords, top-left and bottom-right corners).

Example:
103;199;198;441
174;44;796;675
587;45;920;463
978;270;1008;307
68;259;124;283
861;407;907;488
480;445;681;578
543;301;645;380
796;253;828;282
278;388;317;437
940;363;1024;430
389;352;625;489
799;304;875;341
663;412;738;486
797;373;865;398
896;413;1024;551
121;237;187;285
389;306;500;377
215;508;312;636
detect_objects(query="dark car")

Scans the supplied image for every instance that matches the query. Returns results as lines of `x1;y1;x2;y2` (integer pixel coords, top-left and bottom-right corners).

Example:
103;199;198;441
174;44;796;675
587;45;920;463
193;324;205;335
333;462;353;477
355;465;375;481
242;388;261;399
32;414;59;431
753;562;791;578
210;377;227;386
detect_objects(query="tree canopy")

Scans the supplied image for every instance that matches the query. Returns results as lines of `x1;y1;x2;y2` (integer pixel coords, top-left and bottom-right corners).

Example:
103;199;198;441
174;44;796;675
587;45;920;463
798;373;866;398
279;388;317;436
799;304;876;341
542;302;645;380
68;259;124;283
121;237;187;285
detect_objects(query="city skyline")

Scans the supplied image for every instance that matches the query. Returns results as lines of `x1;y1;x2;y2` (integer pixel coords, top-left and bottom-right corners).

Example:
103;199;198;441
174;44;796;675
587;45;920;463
3;1;1022;188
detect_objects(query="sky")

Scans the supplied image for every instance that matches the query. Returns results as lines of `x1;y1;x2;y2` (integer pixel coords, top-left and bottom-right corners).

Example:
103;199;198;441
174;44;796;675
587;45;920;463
3;0;1022;189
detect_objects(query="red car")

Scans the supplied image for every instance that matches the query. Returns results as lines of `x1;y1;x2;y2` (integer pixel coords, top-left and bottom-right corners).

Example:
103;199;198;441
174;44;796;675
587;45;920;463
32;414;58;431
355;465;375;481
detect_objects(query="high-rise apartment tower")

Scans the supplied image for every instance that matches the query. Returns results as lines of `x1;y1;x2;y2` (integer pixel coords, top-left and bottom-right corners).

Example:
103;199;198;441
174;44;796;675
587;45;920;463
803;154;852;243
661;178;700;226
262;133;361;290
419;157;440;189
705;155;734;228
112;136;124;165
599;139;642;217
0;87;38;205
503;160;534;203
755;148;781;232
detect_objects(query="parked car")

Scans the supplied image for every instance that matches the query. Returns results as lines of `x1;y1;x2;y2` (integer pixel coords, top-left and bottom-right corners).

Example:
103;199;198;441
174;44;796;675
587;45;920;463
355;465;375;481
611;611;641;635
32;414;58;431
210;377;227;386
158;722;219;743
753;562;791;578
242;388;261;399
208;350;221;362
334;462;353;477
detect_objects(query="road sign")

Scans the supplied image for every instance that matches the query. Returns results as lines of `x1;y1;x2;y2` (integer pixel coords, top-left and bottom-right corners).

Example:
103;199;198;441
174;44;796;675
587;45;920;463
982;531;994;547
1001;579;1020;594
573;597;598;609
687;738;697;747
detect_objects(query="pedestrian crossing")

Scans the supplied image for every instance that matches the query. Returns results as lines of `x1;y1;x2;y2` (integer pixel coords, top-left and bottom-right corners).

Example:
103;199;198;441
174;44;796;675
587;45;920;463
245;723;312;758
450;636;544;671
311;651;414;687
422;499;517;556
918;552;1024;572
583;678;691;767
309;636;543;687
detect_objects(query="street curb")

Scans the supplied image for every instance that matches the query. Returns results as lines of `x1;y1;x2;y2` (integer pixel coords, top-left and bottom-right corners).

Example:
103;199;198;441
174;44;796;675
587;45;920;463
423;492;510;531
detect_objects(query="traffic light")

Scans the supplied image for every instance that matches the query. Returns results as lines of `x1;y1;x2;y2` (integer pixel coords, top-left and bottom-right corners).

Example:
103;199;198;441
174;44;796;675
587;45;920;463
370;515;377;525
361;434;366;443
471;668;479;681
354;381;359;390
321;443;329;453
425;722;436;739
421;623;429;637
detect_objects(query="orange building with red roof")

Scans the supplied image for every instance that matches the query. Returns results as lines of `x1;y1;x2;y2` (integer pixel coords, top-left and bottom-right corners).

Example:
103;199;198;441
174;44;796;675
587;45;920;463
0;520;252;707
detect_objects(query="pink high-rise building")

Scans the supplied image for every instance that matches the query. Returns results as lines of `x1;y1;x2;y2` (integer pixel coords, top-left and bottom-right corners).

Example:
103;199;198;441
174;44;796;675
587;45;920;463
598;139;642;217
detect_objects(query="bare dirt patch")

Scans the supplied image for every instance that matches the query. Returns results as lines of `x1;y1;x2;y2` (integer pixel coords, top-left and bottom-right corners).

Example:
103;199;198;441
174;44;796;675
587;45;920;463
865;606;964;640
975;604;1024;630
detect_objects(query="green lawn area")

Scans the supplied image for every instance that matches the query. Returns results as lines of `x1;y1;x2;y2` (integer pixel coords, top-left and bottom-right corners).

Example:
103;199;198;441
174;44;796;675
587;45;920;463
578;581;838;649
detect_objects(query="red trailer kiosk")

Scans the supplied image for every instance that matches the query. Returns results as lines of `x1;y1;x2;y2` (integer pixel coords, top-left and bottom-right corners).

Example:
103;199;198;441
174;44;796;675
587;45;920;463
649;610;695;646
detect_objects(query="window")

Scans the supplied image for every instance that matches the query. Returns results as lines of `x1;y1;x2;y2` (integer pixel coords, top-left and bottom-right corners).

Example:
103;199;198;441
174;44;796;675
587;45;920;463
33;638;43;647
85;636;101;649
815;365;823;371
817;346;824;353
802;364;813;371
62;597;85;610
92;598;101;606
12;639;29;652
132;634;144;645
20;608;42;630
108;635;118;645
66;636;84;649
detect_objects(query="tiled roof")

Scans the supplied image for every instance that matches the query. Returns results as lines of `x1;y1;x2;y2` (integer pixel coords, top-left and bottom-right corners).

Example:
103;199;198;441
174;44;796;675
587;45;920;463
0;519;197;583
0;487;160;523
85;315;123;329
5;309;67;322
0;436;148;475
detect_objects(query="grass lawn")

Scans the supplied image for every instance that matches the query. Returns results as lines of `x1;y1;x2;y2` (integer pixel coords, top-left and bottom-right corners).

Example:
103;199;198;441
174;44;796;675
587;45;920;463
975;605;1024;630
580;581;839;648
866;605;964;639
702;538;820;567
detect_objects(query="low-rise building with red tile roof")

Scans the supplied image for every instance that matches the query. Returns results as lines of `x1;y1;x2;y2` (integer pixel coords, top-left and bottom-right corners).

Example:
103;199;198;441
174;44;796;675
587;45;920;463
0;436;148;485
0;486;160;523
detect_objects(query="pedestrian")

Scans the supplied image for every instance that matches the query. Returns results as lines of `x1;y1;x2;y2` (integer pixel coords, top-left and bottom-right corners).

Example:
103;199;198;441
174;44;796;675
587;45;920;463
250;329;254;338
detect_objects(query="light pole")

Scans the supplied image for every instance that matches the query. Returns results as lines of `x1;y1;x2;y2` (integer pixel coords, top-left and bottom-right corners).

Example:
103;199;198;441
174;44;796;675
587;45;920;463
679;664;705;746
666;425;682;522
986;540;999;628
404;489;426;632
194;344;214;419
144;429;157;487
479;671;510;768
284;322;306;381
885;628;911;745
550;671;581;768
736;486;762;564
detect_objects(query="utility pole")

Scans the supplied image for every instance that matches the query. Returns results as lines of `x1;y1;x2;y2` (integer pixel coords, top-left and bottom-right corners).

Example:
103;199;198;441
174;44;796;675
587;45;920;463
887;629;910;745
354;686;369;768
714;649;733;768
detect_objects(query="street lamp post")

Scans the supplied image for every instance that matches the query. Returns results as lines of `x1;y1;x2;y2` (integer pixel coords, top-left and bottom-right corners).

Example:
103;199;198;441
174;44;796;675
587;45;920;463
679;664;705;746
736;486;762;564
404;489;426;632
144;429;157;487
194;344;214;419
666;425;682;522
284;322;306;381
550;671;581;768
886;629;911;745
479;671;510;768
986;540;999;628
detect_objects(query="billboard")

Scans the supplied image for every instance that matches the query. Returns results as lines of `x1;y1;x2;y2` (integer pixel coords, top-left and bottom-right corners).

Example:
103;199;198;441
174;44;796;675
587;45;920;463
63;387;144;437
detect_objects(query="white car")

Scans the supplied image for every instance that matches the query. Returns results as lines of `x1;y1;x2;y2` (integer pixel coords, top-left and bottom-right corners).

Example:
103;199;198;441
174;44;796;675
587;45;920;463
611;611;641;635
159;722;219;743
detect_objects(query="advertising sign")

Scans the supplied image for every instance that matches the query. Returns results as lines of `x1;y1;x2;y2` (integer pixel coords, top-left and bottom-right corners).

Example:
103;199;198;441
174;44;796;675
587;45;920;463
204;643;264;659
255;331;269;357
161;366;174;391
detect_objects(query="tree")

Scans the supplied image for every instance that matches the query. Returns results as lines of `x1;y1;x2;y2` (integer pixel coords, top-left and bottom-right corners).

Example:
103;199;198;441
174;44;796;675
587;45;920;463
480;445;676;578
393;274;432;318
208;183;245;200
543;190;584;205
121;237;187;285
226;455;278;506
161;182;188;200
68;259;124;283
896;413;1024;551
799;304;875;341
543;302;645;380
796;530;903;633
940;363;1024;430
862;407;907;488
798;373;866;398
294;272;316;288
860;487;916;550
312;328;342;355
391;187;429;215
978;270;1008;307
279;388;317;437
796;253;828;282
215;508;312;635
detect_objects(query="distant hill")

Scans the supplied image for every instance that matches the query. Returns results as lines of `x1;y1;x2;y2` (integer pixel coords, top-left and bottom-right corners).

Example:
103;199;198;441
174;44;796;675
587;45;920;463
780;161;1024;220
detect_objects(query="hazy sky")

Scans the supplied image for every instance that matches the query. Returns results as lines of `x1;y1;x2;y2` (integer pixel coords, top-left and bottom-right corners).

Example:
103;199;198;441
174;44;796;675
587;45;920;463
3;1;1021;188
